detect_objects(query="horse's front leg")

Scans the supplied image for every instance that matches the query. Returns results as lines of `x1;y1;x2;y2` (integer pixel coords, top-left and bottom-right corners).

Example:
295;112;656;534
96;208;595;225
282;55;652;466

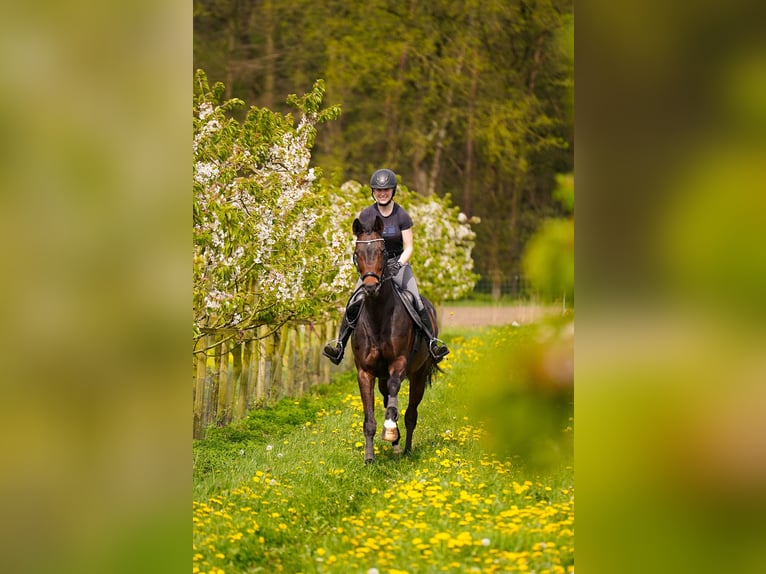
377;376;389;418
357;369;377;463
382;357;407;444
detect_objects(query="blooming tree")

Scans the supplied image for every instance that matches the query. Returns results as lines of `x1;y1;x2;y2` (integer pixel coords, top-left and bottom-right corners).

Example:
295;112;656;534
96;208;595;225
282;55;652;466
193;70;478;343
193;70;344;337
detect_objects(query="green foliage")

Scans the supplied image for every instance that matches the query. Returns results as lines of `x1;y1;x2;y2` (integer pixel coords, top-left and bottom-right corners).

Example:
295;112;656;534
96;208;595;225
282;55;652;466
553;173;574;213
523;219;574;302
463;321;574;471
522;173;574;302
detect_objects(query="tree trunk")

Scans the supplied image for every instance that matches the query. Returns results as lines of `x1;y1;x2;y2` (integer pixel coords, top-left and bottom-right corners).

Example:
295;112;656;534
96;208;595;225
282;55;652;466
384;48;409;165
262;0;275;109
464;48;479;216
426;45;466;196
224;1;239;101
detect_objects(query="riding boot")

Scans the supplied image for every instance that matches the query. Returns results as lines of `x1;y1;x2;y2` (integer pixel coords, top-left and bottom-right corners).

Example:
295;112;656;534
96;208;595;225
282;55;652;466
417;307;450;363
323;300;362;365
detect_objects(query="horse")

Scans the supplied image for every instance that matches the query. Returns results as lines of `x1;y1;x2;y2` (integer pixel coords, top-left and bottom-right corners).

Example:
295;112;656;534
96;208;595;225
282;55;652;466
350;214;440;463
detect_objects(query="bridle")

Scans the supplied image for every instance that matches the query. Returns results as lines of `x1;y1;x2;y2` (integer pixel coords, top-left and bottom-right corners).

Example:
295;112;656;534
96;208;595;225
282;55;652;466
353;237;386;283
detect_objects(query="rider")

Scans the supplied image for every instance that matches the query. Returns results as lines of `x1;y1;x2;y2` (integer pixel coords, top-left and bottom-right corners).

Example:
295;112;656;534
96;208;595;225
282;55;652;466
322;168;450;365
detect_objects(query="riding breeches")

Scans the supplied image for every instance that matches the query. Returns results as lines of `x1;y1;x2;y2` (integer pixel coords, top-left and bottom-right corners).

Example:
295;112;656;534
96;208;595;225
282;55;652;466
392;263;424;310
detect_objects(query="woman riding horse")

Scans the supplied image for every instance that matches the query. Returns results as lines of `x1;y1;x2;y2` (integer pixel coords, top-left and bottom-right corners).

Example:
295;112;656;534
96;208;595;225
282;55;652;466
340;213;442;462
323;168;449;365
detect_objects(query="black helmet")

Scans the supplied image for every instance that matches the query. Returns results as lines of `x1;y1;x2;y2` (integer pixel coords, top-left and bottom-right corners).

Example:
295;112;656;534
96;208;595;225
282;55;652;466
370;168;398;195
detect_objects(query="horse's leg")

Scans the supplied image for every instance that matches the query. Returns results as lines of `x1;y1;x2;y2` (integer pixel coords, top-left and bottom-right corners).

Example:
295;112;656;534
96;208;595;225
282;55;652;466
377;376;389;412
382;358;407;444
357;369;377;463
403;369;427;455
378;375;405;451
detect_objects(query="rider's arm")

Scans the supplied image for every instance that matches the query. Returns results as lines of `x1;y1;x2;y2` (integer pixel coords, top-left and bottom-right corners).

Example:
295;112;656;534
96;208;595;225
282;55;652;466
399;228;414;265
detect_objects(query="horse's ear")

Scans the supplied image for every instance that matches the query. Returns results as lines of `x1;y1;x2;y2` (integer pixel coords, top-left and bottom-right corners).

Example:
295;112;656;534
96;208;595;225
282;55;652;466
352;218;363;235
373;216;384;234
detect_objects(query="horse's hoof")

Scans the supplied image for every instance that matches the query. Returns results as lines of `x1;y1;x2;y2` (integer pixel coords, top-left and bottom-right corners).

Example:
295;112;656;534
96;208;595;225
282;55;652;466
365;458;374;465
392;445;402;454
382;428;399;442
382;420;399;442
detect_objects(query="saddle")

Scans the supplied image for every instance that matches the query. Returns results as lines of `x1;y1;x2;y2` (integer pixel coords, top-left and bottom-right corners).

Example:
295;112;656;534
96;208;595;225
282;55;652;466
391;283;429;332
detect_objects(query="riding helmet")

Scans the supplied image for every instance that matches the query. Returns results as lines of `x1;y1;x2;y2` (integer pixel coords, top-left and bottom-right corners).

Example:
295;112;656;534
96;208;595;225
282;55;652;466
370;168;398;198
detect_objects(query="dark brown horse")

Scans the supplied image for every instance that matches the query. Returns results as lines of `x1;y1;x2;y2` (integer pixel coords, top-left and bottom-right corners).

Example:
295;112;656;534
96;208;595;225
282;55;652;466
350;215;440;463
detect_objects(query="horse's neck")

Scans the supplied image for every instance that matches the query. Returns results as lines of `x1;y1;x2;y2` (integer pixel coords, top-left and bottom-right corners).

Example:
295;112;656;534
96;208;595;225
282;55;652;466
363;281;400;329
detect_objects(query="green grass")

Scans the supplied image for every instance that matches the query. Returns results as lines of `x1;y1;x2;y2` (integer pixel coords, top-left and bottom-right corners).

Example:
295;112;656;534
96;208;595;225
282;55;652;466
193;327;574;574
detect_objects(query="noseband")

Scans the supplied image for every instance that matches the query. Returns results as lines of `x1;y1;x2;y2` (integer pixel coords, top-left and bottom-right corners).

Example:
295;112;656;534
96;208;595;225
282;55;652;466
354;238;386;283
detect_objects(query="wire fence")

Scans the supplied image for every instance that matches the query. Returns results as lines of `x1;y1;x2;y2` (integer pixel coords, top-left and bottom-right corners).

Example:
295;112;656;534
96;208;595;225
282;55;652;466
466;275;536;301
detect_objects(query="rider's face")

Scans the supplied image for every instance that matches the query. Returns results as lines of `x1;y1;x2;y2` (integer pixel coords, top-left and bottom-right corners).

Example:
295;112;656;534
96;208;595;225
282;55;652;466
373;188;393;203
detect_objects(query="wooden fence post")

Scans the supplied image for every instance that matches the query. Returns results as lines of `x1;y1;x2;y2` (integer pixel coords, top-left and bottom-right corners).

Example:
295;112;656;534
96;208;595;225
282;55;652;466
263;327;276;401
299;324;312;394
193;348;207;439
238;339;252;419
284;325;294;398
270;324;287;399
246;337;258;409
254;327;267;403
323;319;334;384
215;339;230;426
230;341;244;423
193;318;351;436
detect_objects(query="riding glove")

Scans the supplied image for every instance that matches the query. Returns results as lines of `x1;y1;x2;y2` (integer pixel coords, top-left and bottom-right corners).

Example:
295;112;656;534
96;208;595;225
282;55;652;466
387;259;402;274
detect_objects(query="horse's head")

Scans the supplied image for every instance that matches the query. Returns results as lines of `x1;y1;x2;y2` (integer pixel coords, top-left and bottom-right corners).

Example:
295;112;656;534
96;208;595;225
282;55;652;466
353;215;386;295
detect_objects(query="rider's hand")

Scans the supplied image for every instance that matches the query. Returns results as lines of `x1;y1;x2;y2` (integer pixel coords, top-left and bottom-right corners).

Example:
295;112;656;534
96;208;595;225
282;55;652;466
388;259;402;273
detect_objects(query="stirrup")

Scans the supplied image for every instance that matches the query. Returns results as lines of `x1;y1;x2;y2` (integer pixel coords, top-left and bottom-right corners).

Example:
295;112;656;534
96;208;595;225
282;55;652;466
429;338;449;361
322;340;344;365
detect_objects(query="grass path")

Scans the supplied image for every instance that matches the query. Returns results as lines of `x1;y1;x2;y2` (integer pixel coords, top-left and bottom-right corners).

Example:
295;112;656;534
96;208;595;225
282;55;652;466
193;327;574;574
